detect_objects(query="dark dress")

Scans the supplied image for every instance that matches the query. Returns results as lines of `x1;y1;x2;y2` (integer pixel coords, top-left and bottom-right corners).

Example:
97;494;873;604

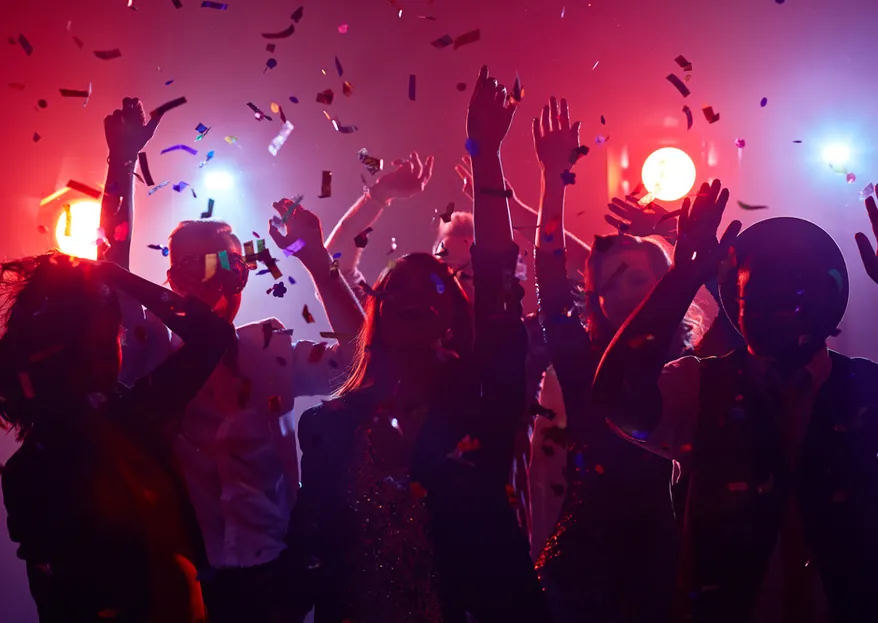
533;248;680;623
292;243;550;623
2;297;234;623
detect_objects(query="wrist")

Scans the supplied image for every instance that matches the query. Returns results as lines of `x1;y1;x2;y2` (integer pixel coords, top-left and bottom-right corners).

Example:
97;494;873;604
368;187;393;207
107;154;137;173
299;247;332;273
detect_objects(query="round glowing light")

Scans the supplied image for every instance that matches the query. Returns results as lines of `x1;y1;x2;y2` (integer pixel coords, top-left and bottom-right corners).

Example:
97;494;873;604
204;171;234;191
641;147;697;202
55;201;101;260
821;143;850;168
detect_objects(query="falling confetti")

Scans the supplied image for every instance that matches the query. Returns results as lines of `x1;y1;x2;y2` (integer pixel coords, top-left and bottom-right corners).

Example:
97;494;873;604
201;198;215;219
59;87;90;98
387;237;398;255
302;305;315;323
268;121;295;156
138;152;155;185
847;173;857;184
264;58;278;72
431;35;454;49
453;29;480;49
666;74;690;97
342;81;353;97
682;105;693;130
33;132;41;142
737;200;769;211
569;145;590;164
198;150;215;168
148;244;170;256
150;96;187;119
735;138;746;149
456;82;467;91
18;34;33;56
860;183;874;199
674;55;693;72
161;144;198;156
266;43;275;53
760;97;768;107
338;24;349;34
247;102;272;120
560;170;576;185
319;171;332;198
66;180;102;199
291;6;304;22
334;56;344;77
702;106;720;124
201;1;228;8
262;24;296;39
465;138;479;157
408;75;416;101
316;89;334;105
148;181;171;195
94;49;122;60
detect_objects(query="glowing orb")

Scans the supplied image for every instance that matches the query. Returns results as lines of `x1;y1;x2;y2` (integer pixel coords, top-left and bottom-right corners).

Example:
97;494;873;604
55;201;101;260
821;143;850;169
641;147;697;202
204;171;234;191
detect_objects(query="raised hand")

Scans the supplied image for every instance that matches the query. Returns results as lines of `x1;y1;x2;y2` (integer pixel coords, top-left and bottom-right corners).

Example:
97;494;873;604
605;196;678;241
532;96;582;175
855;194;878;284
673;180;741;281
371;151;434;205
454;155;517;203
269;200;328;269
104;97;160;162
466;65;516;155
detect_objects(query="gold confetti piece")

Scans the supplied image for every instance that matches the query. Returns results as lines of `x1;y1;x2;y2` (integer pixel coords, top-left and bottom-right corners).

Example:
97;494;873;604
39;187;70;207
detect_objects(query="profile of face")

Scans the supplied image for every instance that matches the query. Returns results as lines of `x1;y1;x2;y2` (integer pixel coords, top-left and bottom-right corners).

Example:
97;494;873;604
378;257;461;354
737;263;809;358
168;232;245;322
597;248;661;329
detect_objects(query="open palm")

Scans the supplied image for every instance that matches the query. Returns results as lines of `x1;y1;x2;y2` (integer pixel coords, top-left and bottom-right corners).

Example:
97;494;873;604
855;194;878;284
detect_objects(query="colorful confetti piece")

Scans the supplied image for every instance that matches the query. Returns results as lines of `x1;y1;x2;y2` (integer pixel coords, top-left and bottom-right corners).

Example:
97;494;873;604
302;305;315;323
201;1;227;8
268;120;295;156
138;152;155;186
160;144;198;156
431;35;453;49
316;89;334;105
682;105;693;130
201;198;215;219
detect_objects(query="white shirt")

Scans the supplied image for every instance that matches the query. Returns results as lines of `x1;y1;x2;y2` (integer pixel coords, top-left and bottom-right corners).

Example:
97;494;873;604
167;318;345;569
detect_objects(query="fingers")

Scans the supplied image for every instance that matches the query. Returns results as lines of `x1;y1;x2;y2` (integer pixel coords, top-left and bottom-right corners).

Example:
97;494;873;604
272;198;294;219
541;104;550;137
410;151;423;179
454;164;471;183
462;154;472;169
560;98;571;131
866;196;878;242
855;232;878;283
472;65;489;101
678;197;691;237
550;97;560;132
532;116;541;143
604;215;628;231
571;120;582;138
268;220;287;249
608;201;636;219
145;113;161;138
420;155;435;183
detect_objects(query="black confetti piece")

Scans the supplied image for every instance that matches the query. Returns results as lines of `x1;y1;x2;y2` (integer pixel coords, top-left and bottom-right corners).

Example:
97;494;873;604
263;24;295;39
666;74;690;97
94;48;122;60
138;152;155;186
18;34;33;56
201;198;214;219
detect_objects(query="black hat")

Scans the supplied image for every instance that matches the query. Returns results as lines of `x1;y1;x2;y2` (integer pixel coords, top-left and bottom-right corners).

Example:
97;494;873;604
719;217;849;337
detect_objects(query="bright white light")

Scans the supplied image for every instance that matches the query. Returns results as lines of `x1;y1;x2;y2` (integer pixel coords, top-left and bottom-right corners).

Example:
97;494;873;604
641;147;697;202
204;171;234;192
55;201;101;260
822;143;850;168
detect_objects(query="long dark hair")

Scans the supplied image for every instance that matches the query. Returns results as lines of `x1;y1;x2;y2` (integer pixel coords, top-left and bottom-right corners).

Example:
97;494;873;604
584;234;704;353
334;252;474;399
0;252;121;438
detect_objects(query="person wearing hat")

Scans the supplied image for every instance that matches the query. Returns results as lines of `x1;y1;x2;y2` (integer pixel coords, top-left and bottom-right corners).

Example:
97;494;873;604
592;179;878;623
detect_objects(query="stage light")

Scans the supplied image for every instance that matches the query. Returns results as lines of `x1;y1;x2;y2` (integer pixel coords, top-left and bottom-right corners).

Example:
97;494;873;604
821;143;850;170
204;171;234;192
641;147;697;202
55;201;101;260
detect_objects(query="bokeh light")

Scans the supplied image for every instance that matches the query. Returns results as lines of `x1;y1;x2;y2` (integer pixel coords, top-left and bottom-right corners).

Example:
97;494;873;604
641;147;697;202
54;201;100;260
204;171;234;192
821;143;850;169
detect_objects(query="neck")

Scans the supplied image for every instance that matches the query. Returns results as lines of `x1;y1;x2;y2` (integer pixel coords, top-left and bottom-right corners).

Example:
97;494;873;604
384;349;444;404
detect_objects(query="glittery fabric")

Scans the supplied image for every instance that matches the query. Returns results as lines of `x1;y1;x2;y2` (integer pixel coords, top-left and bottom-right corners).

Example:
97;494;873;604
343;421;443;623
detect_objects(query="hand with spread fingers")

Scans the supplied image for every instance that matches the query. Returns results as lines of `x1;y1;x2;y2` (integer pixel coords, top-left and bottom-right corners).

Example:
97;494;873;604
466;65;517;154
532;96;582;176
371;151;435;206
855;194;878;285
605;196;678;242
673;180;742;282
104;97;160;163
269;200;328;269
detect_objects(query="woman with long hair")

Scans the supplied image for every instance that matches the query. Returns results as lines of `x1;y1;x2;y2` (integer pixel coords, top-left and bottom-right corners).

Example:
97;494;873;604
529;96;703;622
290;66;550;622
0;252;234;622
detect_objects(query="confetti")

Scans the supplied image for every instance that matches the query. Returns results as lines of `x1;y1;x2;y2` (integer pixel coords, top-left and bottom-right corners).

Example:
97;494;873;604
674;55;693;72
33;132;41;143
465;138;479;157
338;24;348;34
198;150;215;168
358;149;383;174
737;200;768;211
161;144;198;156
148;181;170;195
456;82;467;91
453;29;480;49
431;35;454;49
600;115;606;125
847;173;857;184
263;24;296;39
66;179;102;199
666;74;690;98
148;244;170;256
760;97;768;107
265;58;278;71
265;43;276;53
354;227;373;248
302;305;315;323
172;0;183;7
331;117;358;133
408;74;416;101
201;198;215;219
342;81;353;97
72;36;84;49
173;181;190;193
511;73;524;103
702;106;720;124
431;273;445;294
439;202;455;223
316;89;334;105
201;1;227;8
268;120;295;156
18;34;33;56
560;170;576;185
224;136;238;145
291;6;304;22
334;56;344;77
682;105;693;130
319;171;332;198
138;152;155;186
735;138;746;149
150;96;187;119
63;205;72;236
387;237;398;255
595;135;609;145
94;49;122;60
283;239;306;257
288;96;299;104
36;99;48;109
860;183;874;198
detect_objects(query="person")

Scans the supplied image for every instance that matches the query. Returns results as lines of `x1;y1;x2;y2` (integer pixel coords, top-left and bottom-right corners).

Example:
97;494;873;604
527;96;702;622
292;65;550;622
593;181;878;622
0;253;235;622
98;97;364;623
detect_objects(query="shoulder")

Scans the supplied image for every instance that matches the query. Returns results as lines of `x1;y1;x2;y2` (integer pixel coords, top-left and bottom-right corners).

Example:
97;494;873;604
237;317;287;337
297;399;353;453
1;439;49;505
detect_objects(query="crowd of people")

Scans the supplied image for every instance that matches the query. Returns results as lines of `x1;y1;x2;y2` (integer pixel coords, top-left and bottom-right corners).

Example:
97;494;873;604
1;65;877;623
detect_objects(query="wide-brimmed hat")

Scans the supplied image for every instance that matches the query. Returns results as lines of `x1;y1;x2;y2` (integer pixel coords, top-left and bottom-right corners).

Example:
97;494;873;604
719;217;849;336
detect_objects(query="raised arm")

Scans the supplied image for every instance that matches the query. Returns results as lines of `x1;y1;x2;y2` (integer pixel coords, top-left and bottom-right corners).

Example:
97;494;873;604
324;152;434;297
855;194;878;286
269;200;364;383
592;180;741;440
